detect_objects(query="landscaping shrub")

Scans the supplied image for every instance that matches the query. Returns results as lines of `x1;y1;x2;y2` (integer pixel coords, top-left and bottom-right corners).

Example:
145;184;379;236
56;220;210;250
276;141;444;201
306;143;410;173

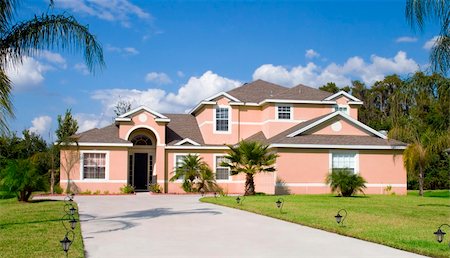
120;184;135;194
148;183;162;193
54;184;63;194
325;168;367;197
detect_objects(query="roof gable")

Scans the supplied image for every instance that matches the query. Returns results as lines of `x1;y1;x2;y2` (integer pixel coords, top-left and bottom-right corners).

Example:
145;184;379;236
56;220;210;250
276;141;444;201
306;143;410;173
324;90;362;102
117;106;170;122
286;112;387;139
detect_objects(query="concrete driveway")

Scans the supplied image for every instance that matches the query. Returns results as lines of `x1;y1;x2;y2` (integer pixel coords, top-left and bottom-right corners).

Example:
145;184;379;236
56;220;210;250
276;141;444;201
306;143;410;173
72;193;424;258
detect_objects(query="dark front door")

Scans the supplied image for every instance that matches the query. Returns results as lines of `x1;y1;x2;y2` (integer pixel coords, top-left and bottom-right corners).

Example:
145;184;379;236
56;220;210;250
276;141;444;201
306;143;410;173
134;153;148;190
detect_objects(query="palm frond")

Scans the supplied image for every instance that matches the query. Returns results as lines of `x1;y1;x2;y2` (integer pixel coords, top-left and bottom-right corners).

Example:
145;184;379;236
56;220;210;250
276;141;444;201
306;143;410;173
0;68;13;134
430;34;450;75
1;13;104;73
0;0;17;33
406;0;448;31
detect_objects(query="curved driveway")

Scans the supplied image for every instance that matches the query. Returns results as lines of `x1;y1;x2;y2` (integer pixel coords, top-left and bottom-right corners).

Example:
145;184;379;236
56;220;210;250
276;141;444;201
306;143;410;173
75;193;425;258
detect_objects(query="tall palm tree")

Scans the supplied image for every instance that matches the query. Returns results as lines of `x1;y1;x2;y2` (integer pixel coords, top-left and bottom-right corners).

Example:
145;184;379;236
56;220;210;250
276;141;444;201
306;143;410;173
389;127;450;196
0;0;104;133
406;0;449;75
222;141;278;196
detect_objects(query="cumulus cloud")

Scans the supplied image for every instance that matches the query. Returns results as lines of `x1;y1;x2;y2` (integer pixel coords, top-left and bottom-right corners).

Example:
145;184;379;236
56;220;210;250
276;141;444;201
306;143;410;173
305;49;320;59
56;0;150;27
253;51;419;87
38;50;67;68
90;70;241;124
29;116;52;136
145;72;172;85
75;113;111;133
423;36;439;50
5;56;53;91
395;36;418;43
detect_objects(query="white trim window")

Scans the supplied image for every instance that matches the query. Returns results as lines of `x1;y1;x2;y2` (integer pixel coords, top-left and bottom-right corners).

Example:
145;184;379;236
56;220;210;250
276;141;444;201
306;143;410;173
330;151;358;173
276;104;292;120
333;104;349;114
82;152;108;179
215;155;230;180
214;106;230;133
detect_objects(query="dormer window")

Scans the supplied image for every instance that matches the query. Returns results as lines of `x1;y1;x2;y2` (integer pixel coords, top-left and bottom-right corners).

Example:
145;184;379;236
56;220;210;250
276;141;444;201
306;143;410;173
215;106;230;133
276;104;292;120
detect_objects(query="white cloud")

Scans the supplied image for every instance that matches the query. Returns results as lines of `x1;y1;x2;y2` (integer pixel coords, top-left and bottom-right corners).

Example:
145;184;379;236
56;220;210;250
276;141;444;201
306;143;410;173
29;116;52;136
5;56;53;91
38;50;67;69
395;36;418;43
423;36;439;50
56;0;150;27
74;63;90;75
74;113;110;133
145;72;172;85
177;71;185;78
63;96;77;105
106;45;139;56
305;49;320;59
253;51;419;87
91;70;241;121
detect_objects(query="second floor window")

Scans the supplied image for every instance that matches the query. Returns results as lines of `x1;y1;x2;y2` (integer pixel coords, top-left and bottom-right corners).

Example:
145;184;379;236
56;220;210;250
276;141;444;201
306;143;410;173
334;105;349;114
215;107;229;132
277;105;291;120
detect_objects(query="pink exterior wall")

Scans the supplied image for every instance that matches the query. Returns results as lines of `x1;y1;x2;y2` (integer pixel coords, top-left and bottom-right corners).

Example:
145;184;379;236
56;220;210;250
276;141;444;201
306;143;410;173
309;117;371;136
60;147;128;193
274;148;406;195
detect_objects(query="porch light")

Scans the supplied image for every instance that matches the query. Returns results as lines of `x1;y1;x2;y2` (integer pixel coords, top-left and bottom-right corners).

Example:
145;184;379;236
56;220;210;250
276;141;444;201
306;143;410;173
335;209;348;226
275;198;284;212
434;224;449;243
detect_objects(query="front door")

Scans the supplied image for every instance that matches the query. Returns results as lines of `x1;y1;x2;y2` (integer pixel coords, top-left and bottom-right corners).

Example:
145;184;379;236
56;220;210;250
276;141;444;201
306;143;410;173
134;153;148;190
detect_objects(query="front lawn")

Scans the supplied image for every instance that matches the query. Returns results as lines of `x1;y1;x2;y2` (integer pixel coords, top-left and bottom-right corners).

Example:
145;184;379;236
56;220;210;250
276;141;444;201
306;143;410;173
0;197;84;258
201;193;450;258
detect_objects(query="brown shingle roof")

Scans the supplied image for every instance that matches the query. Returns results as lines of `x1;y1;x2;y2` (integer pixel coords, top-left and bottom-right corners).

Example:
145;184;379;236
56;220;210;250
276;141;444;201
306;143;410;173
226;79;287;103
270;134;406;147
164;114;205;145
271;84;333;101
74;124;130;144
244;131;267;142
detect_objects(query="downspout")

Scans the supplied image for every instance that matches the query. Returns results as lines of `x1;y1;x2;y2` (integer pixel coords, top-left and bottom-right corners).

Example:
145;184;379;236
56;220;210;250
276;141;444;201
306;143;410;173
164;148;168;193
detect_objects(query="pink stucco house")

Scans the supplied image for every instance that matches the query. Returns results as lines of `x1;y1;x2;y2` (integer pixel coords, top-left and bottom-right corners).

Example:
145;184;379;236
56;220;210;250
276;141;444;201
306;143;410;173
60;80;407;195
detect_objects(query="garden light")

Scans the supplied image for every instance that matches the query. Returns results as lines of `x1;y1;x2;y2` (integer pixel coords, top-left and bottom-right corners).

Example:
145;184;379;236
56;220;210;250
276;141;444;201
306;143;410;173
69;217;78;230
433;224;449;243
335;209;348;226
236;196;245;204
275;198;284;212
60;230;74;254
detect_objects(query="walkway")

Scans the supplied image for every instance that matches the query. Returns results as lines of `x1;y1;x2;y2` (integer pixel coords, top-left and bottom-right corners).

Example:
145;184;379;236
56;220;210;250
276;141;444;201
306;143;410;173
73;193;424;258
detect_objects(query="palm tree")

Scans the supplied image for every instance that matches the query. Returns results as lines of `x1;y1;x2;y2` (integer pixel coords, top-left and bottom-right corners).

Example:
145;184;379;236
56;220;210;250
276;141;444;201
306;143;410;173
389;127;450;196
325;168;367;197
195;166;221;194
406;0;449;75
0;0;104;133
170;154;207;192
222;141;278;196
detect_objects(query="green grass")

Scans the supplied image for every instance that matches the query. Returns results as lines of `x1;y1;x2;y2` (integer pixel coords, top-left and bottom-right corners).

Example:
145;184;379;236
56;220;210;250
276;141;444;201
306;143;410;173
201;192;450;258
0;197;84;258
408;189;450;198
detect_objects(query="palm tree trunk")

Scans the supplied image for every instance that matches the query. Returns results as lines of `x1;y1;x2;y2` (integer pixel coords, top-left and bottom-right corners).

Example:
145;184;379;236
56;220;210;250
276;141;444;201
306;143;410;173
245;173;255;196
418;166;424;196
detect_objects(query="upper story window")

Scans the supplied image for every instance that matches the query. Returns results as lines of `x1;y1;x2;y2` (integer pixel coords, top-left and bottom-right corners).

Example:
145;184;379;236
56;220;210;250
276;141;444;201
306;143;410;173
215;106;230;132
334;105;349;114
276;104;292;120
82;152;107;179
331;152;357;174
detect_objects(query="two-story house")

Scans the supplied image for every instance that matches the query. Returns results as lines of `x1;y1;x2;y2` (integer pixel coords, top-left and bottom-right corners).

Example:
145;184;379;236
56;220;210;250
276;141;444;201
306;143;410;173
60;80;407;195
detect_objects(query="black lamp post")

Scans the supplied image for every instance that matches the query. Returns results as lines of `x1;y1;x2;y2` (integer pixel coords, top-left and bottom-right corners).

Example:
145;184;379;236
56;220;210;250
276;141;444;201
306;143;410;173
236;196;245;205
434;224;450;243
275;198;284;213
60;230;74;256
335;209;348;226
213;192;217;198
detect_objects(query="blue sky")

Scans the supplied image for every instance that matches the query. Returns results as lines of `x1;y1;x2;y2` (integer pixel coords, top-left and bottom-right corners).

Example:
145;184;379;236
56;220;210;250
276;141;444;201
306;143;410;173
7;0;439;140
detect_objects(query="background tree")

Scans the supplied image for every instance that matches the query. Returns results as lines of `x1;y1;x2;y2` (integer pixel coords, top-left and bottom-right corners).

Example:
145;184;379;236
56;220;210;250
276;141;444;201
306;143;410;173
222;141;277;195
406;0;449;75
56;109;79;193
0;0;104;134
114;98;132;117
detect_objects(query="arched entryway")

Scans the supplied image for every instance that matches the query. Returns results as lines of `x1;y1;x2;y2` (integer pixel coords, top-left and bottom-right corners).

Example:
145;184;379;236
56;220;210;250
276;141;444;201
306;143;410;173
128;128;157;191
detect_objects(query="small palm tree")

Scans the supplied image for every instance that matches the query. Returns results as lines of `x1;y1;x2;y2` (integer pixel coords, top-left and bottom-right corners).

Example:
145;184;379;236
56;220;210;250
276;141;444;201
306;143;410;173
170;154;206;192
222;141;278;196
195;166;222;193
325;168;367;197
0;0;104;133
389;127;450;196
